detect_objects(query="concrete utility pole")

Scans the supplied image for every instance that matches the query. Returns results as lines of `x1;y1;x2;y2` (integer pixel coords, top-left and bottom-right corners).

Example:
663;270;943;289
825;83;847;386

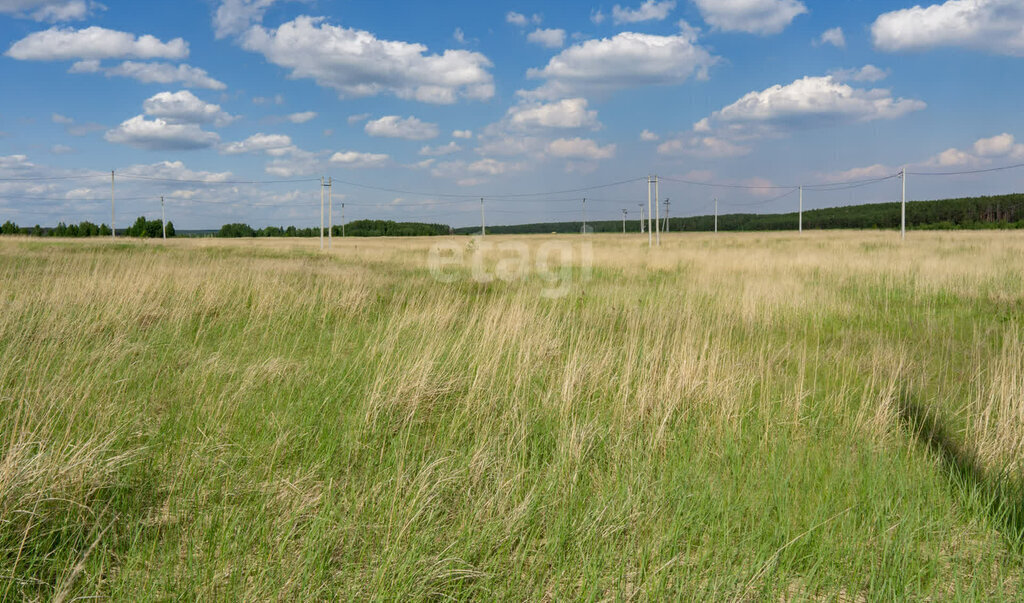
901;167;907;241
799;186;803;233
638;203;644;233
714;197;718;233
111;170;115;239
480;197;485;236
647;176;653;247
622;209;627;234
161;196;166;240
664;198;670;233
582;197;586;234
654;175;660;247
341;203;345;237
328;177;333;250
320;176;325;250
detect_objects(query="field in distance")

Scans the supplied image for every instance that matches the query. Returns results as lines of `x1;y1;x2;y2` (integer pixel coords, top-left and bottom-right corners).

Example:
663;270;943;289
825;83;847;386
1;231;1022;599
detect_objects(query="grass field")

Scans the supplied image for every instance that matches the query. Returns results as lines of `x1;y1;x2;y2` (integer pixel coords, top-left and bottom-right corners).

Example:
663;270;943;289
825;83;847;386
1;231;1023;599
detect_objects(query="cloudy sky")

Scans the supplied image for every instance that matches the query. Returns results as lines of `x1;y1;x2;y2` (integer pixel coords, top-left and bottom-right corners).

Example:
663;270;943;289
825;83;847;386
1;0;1023;229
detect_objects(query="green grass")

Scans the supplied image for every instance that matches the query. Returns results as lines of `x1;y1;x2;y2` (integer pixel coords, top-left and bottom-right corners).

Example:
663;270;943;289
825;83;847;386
0;232;1022;599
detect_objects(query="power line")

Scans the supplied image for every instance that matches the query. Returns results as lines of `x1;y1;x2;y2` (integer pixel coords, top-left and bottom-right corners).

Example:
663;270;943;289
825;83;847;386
908;162;1024;177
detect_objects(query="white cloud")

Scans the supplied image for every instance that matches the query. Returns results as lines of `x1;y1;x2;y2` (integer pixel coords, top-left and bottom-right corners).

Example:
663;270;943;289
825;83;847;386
364;115;439;140
591;9;606;24
330;150;390;168
419;141;461;156
213;0;281;39
926;147;984;168
124;160;232;182
506;98;600;130
872;0;1024;56
142;90;236;127
640;129;659;141
347;113;370;125
692;0;807;35
657;136;751;158
974;133;1017;157
705;75;926;137
816;27;845;48
51;112;73;124
241;16;495;104
72;61;227;90
546;137;616;160
612;0;676;24
104;116;220;150
452;129;473;139
6;26;188;61
0;0;99;22
828;65;889;83
286;111;317;124
527;28;566;48
453;27;466;44
50;144;73;154
506;11;528;26
221;133;293;155
523;29;717;99
253;94;284;105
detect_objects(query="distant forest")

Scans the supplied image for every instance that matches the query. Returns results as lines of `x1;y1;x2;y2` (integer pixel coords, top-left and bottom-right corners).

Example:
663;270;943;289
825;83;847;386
5;194;1024;238
454;194;1024;234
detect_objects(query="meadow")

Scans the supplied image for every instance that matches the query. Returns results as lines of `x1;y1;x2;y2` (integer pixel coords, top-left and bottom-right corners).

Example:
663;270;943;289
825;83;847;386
1;231;1022;599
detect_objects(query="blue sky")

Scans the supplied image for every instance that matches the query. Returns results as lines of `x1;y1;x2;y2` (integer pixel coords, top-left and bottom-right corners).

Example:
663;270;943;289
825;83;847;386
1;0;1023;229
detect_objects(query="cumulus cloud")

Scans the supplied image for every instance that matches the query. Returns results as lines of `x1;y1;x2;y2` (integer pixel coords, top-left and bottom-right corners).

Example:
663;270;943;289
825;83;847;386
241;16;495;104
286;111;317;124
142;90;237;127
51;112;74;124
828;65;889;83
640;129;660;141
506;11;528;26
692;0;807;35
213;0;282;39
704;75;926;137
364;115;439;140
612;0;676;24
872;0;1024;56
105;116;220;150
330;150;390;168
522;28;717;99
97;61;227;90
546;137;616;160
505;98;600;130
221;133;293;155
0;0;100;22
919;132;1024;169
124;160;232;182
452;129;473;139
527;28;566;48
816;27;845;48
657;136;751;158
6;25;188;61
974;132;1018;157
419;141;461;156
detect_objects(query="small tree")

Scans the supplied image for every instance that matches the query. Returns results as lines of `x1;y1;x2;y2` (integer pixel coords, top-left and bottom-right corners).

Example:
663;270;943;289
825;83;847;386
1;220;18;235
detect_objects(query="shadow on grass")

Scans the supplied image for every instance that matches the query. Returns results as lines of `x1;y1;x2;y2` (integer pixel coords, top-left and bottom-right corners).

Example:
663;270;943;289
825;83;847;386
897;394;1024;551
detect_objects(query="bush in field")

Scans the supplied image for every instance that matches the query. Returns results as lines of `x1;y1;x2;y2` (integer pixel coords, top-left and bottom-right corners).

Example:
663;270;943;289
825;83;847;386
126;216;173;238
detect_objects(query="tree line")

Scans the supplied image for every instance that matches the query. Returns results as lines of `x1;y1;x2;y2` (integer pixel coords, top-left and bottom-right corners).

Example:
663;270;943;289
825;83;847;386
0;216;173;238
453;194;1024;234
216;219;450;238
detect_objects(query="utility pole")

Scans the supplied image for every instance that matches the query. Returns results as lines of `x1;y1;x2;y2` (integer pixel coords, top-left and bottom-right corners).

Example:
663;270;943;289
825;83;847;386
638;203;644;233
901;167;906;241
622;209;627;234
328;176;333;250
319;176;325;250
111;170;115;239
799;186;803;233
582;197;586;234
647;176;653;247
341;202;345;237
714;197;718;233
161;196;166;240
480;197;485;236
664;198;670;233
654;175;660;246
